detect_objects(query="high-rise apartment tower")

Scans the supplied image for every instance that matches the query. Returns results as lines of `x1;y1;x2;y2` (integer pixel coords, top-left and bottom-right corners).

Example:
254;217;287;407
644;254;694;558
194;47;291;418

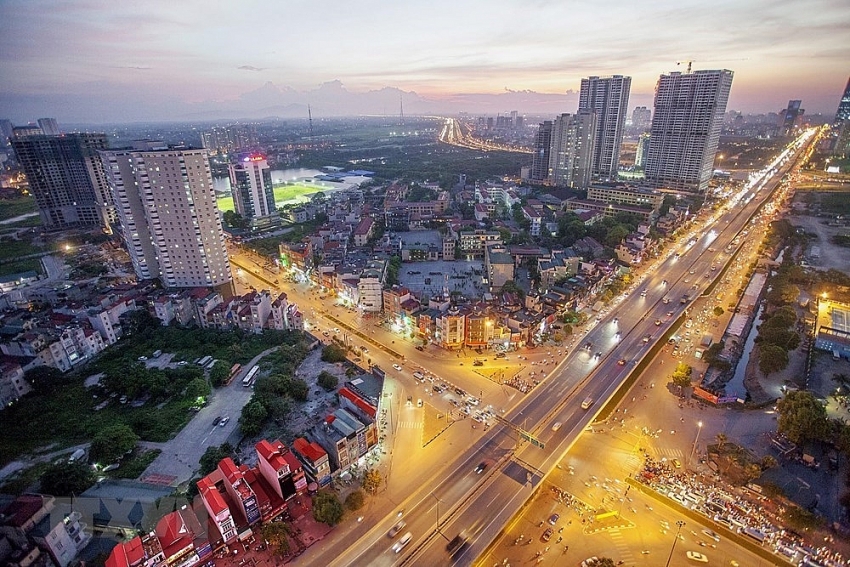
11;133;114;230
100;142;232;290
578;75;631;180
229;154;277;224
531;121;553;182
645;69;733;193
548;111;597;189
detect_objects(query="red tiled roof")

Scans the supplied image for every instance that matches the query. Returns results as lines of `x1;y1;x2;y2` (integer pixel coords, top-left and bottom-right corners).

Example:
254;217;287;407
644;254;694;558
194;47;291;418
218;457;241;482
105;536;144;567
155;510;193;561
339;387;376;418
256;439;288;472
197;476;228;515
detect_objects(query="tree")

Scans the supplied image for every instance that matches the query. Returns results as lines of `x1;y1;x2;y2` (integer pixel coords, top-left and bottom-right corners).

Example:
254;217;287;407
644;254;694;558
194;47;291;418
90;424;139;464
777;390;829;444
260;522;292;556
199;443;233;475
185;377;211;400
670;362;693;388
312;490;344;525
744;463;762;483
715;433;728;451
713;306;725;317
24;366;64;395
345;489;365;511
783;505;823;531
239;399;269;436
758;343;789;375
209;361;230;388
40;461;95;496
223;210;250;229
761;455;778;470
322;343;348;363
362;469;383;495
594;559;616;567
317;371;339;391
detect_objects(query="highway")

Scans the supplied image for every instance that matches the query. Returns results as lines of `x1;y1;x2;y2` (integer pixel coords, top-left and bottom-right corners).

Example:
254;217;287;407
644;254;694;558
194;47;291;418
334;131;816;566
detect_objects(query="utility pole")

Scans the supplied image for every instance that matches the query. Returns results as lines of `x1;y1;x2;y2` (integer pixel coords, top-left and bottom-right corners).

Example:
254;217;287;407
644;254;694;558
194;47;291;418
665;520;685;567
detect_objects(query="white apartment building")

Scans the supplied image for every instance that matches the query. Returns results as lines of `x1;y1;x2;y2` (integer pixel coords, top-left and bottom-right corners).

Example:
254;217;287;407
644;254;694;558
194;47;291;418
101;142;232;289
579;75;632;180
548;111;597;188
228;154;276;222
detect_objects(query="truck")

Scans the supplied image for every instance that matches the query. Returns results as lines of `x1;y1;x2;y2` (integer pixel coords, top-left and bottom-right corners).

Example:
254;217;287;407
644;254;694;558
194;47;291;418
680;294;691;304
446;531;469;555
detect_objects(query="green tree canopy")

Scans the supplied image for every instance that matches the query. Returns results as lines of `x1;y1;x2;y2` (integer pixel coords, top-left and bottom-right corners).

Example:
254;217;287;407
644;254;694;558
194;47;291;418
345;490;365;511
239;399;269;436
40;461;95;496
777;390;829;444
209;360;231;388
24;366;64;395
312;490;344;525
260;522;292;556
318;371;339;391
671;362;693;388
758;343;789;375
90;424;139;464
362;469;383;495
321;343;348;363
199;443;234;475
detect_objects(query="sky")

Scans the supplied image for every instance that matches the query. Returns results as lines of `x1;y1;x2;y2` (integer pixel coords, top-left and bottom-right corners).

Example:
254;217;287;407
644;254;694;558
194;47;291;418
1;0;849;123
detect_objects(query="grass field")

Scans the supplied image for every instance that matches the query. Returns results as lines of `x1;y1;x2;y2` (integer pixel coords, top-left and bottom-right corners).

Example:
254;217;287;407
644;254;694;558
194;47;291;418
217;182;333;212
0;197;37;222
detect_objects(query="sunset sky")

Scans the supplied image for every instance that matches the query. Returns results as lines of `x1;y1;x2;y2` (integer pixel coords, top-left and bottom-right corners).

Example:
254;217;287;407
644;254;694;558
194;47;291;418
1;0;848;123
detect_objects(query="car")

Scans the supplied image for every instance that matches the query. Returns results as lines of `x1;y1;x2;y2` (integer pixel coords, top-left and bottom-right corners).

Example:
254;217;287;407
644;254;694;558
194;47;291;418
219;417;230;427
391;532;412;553
662;279;668;285
655;319;662;326
672;458;682;469
640;289;647;297
613;317;619;324
551;422;562;432
417;398;423;407
212;416;222;426
177;360;188;366
454;387;466;396
467;397;480;406
686;551;709;562
689;269;696;274
495;352;506;358
617;358;626;366
392;364;402;372
548;513;560;525
333;328;340;333
413;371;425;381
581;558;600;567
642;335;651;343
593;351;602;360
137;356;148;361
701;529;720;542
322;331;330;337
541;527;553;542
388;520;406;538
583;342;593;351
415;345;424;351
474;462;487;474
581;397;594;410
473;359;483;366
433;385;444;393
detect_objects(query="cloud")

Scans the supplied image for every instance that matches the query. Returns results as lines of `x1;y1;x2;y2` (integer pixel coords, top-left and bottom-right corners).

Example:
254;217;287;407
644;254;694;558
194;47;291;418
237;65;264;72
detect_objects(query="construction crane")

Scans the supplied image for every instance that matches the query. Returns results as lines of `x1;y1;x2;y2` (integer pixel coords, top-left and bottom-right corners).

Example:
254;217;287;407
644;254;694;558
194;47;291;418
676;58;749;73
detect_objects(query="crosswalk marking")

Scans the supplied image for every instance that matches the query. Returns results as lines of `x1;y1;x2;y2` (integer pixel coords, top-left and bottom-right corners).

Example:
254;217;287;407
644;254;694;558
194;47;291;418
609;529;635;564
397;420;422;429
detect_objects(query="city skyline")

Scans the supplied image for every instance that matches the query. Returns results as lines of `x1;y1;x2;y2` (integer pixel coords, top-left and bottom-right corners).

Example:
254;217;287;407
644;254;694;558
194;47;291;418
1;0;848;123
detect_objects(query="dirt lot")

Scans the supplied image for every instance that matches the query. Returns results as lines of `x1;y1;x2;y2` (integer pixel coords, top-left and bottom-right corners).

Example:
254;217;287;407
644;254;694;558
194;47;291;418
789;193;850;273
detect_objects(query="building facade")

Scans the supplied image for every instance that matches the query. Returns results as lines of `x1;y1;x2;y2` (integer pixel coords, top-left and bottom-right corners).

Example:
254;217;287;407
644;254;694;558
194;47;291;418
531;120;553;182
228;154;276;224
548;111;597;188
578;75;632;180
11;133;114;230
101;142;232;289
644;69;734;193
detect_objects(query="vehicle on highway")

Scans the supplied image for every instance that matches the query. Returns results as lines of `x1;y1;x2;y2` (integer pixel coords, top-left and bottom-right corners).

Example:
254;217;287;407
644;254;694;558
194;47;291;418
548;513;559;525
541;527;553;541
702;529;720;542
686;550;709;562
617;358;626;366
551;422;562;432
593;351;602;360
392;532;412;553
392;364;402;371
581;397;594;410
642;334;651;343
663;296;671;304
333;327;340;333
219;417;230;427
640;289;647;297
495;352;506;358
413;371;424;381
467;397;480;406
473;359;483;366
415;345;424;351
581;558;600;567
454;387;466;396
474;462;487;474
388;520;406;538
672;458;682;468
212;416;222;426
446;531;468;555
655;319;662;326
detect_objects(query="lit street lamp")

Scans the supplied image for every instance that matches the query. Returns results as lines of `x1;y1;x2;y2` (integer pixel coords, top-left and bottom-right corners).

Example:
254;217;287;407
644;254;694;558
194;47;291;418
665;520;685;567
689;421;703;466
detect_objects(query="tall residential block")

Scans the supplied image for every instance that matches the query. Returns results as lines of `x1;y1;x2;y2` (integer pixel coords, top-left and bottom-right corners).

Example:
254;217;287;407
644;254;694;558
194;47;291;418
834;77;850;158
0;119;13;145
779;100;804;137
645;69;734;193
531;121;553;182
37;118;60;135
101;141;232;290
548;111;597;188
579;75;631;180
835;77;850;124
228;154;277;223
11;133;114;230
632;106;652;132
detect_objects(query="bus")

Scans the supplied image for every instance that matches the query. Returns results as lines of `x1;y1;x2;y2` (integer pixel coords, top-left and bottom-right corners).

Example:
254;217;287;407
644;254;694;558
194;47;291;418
229;363;242;379
242;365;259;387
197;355;213;367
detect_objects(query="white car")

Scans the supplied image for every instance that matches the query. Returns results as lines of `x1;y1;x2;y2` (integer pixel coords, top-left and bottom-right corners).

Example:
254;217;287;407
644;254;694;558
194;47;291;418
393;364;402;372
686;551;709;562
466;397;480;406
392;532;412;553
551;422;562;432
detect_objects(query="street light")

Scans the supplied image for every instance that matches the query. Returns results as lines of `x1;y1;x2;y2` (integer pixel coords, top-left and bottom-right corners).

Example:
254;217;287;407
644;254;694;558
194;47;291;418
689;421;703;466
432;493;444;532
665;520;685;567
